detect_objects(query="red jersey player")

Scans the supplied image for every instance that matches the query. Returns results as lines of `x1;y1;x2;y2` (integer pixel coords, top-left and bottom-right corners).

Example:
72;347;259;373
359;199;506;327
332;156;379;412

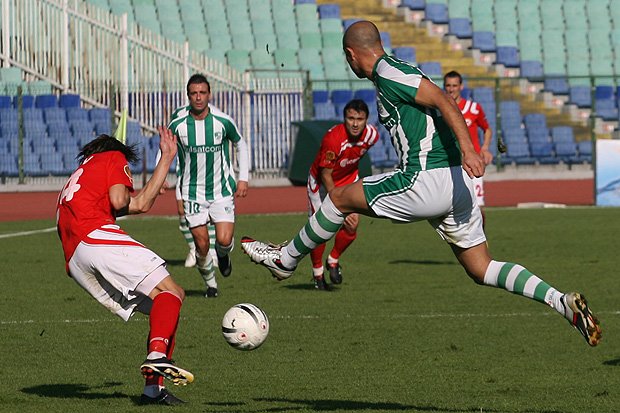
57;128;193;405
307;99;378;290
444;70;493;226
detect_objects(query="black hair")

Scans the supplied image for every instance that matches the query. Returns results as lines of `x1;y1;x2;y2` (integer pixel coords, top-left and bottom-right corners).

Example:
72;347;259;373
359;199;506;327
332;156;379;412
186;73;211;94
77;134;140;165
443;70;463;84
343;99;369;118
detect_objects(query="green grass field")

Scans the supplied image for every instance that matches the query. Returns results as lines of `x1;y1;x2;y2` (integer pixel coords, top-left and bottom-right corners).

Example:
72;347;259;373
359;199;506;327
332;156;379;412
1;208;619;413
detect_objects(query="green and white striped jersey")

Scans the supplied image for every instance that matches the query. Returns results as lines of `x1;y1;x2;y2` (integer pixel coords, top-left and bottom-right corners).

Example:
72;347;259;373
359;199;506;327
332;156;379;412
168;105;249;202
373;55;462;173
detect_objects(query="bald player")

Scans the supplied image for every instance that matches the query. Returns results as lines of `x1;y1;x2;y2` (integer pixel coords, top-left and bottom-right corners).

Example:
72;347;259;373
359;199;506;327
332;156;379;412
241;20;601;347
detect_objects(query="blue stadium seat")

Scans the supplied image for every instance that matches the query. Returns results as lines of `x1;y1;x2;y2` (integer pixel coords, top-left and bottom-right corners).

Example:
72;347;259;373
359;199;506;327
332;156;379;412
543;77;569;94
40;152;67;175
353;89;376;104
400;0;425;10
342;18;361;30
530;142;557;164
314;102;337;119
317;4;340;19
551;126;575;143
0;153;18;176
520;61;543;79
472;32;495;52
448;18;472;38
527;127;550;143
23;153;42;176
66;107;89;121
393;46;416;63
59;94;81;108
331;89;353;104
503;142;536;165
380;32;392;49
34;94;58;108
569;86;591;108
89;107;111;122
43;107;67;122
596;99;618;121
0;108;17;123
576;141;592;163
472;87;494;103
312;90;329;103
0;95;11;108
496;46;519;67
23;108;44;123
554;142;577;163
12;95;34;108
418;61;442;78
424;3;449;24
523;113;546;130
503;128;527;145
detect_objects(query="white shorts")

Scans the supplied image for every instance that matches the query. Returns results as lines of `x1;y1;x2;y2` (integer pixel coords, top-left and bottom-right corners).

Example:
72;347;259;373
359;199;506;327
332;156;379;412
472;176;485;206
307;174;328;216
183;196;235;228
68;228;169;321
363;166;486;248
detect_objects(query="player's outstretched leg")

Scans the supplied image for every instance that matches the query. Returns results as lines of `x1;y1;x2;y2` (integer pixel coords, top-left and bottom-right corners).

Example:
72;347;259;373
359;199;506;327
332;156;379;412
561;292;602;347
141;357;195;386
241;195;346;280
483;260;602;346
240;237;295;280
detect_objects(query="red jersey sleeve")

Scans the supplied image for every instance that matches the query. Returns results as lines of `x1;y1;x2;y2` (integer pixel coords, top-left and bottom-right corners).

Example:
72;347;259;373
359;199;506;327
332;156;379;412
316;127;343;170
476;104;490;131
108;151;135;191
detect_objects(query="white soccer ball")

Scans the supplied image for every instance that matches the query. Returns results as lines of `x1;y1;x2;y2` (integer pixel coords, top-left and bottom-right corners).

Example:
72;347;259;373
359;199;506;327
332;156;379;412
221;303;269;351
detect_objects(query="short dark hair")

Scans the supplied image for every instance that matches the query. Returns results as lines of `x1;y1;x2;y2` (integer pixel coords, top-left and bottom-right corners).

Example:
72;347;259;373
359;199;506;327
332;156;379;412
343;99;369;118
186;73;210;94
443;70;463;84
77;134;140;165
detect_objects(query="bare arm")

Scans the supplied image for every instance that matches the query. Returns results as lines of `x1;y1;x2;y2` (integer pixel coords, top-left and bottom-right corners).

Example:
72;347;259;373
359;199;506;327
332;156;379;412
320;167;336;193
414;78;485;178
480;127;493;165
112;127;178;216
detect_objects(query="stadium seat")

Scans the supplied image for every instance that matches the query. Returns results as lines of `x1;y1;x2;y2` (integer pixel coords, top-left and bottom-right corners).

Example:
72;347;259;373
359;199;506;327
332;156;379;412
448;18;472;38
554;142;577;163
424;3;449;24
504;142;536;165
495;46;519;68
400;0;425;11
0;95;10;108
34;94;58;108
550;126;575;144
312;89;329;103
317;4;340;19
59;94;81;108
543;77;569;95
472;31;495;52
530;142;557;164
353;89;376;104
520;61;543;79
418;61;442;78
0;153;18;176
569;86;591;108
393;46;416;63
331;89;353;105
12;95;34;108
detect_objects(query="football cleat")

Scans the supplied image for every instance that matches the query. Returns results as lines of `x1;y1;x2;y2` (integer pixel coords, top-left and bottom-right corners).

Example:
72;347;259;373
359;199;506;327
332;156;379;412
240;236;295;280
139;388;186;405
326;260;342;284
561;292;602;347
184;250;196;268
205;287;218;298
217;253;232;277
313;274;330;291
140;357;194;386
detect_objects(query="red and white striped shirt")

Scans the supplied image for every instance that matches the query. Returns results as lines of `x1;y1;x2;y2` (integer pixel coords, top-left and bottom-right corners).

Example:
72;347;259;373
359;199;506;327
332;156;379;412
458;99;490;154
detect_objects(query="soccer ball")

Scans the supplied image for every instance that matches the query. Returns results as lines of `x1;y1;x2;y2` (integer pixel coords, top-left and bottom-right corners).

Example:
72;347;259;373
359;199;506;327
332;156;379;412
221;303;269;351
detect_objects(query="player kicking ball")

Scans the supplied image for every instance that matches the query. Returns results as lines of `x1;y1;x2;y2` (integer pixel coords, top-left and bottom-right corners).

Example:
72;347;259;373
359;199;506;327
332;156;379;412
57;128;194;405
241;20;601;347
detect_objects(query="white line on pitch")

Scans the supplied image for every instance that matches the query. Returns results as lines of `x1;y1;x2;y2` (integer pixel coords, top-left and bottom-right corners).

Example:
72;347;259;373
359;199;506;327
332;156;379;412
0;227;56;239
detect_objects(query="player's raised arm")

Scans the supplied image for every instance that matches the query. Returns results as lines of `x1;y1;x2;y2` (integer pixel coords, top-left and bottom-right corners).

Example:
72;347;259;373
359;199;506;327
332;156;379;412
414;77;485;178
127;127;178;214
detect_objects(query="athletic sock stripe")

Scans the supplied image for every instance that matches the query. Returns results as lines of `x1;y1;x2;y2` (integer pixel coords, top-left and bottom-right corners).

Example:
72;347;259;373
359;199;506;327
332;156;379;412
511;268;531;295
497;263;516;289
315;209;342;233
291;236;307;256
533;281;551;303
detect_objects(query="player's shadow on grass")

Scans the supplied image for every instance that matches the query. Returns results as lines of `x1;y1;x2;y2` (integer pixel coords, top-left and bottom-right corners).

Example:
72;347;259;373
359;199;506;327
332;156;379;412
21;382;129;400
249;398;502;412
389;259;458;266
284;283;338;291
603;357;620;366
164;258;187;267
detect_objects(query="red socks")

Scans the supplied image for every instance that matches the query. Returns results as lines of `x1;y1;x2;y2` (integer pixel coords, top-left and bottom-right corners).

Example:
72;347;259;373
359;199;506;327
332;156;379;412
145;291;182;386
331;228;356;260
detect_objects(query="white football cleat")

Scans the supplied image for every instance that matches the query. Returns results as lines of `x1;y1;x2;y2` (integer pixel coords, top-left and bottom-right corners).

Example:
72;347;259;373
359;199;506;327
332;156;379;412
240;236;295;280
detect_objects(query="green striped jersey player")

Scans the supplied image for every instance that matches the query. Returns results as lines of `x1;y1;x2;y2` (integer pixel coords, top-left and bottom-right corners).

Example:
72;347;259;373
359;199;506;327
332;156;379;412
241;21;602;347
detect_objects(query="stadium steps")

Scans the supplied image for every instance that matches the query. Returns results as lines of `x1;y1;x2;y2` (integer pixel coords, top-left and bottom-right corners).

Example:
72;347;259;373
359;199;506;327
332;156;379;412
319;0;593;142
